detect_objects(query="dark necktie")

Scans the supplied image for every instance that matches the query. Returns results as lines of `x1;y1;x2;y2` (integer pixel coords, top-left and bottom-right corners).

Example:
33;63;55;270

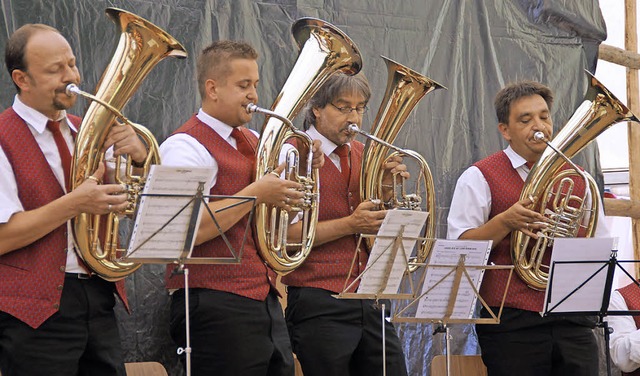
231;127;256;163
46;120;72;191
334;144;351;184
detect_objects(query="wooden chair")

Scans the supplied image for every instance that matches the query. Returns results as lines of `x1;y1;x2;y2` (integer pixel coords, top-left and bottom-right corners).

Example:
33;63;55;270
430;355;487;376
125;361;168;376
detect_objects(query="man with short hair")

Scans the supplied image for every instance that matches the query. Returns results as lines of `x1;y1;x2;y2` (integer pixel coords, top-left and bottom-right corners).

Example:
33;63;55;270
161;40;323;376
447;81;609;376
0;23;148;376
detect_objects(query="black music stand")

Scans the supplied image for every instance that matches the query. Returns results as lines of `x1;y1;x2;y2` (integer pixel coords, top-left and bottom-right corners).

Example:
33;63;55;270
544;239;640;376
120;166;256;376
393;239;513;376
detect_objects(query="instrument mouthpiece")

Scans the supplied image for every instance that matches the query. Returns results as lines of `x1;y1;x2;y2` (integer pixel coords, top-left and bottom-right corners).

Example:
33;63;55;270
347;123;359;133
533;132;546;142
65;83;80;97
246;103;259;113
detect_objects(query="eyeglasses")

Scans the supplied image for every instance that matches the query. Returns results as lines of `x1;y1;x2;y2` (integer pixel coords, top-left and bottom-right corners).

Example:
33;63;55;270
330;102;368;115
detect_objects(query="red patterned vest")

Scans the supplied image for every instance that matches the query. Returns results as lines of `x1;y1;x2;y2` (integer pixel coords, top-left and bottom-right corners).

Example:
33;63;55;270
164;115;276;300
617;283;640;375
0;107;127;328
474;151;586;312
282;141;366;293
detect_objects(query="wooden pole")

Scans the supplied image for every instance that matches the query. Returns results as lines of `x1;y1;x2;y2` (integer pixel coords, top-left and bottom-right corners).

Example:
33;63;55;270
604;198;640;218
600;44;640;69
625;0;640;278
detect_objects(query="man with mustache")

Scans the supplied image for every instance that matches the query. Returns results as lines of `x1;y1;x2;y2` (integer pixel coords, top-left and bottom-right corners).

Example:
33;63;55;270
0;24;148;375
282;72;409;376
447;81;610;376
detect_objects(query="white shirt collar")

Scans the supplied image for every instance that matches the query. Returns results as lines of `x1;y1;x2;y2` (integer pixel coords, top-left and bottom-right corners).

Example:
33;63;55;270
12;95;75;133
503;145;528;170
306;125;350;155
196;108;235;141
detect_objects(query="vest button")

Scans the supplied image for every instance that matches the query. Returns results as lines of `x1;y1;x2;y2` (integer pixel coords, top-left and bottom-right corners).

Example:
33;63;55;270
53;303;59;309
348;192;352;197
59;266;65;272
350;206;354;211
57;285;63;291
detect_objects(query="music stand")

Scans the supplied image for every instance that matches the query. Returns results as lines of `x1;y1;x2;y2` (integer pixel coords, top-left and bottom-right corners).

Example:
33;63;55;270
120;165;257;376
543;237;640;376
393;239;513;376
334;210;429;376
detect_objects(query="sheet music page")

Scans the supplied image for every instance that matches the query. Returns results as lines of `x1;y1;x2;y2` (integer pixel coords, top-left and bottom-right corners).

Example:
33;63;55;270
414;239;492;320
544;237;615;314
125;165;214;261
358;210;429;295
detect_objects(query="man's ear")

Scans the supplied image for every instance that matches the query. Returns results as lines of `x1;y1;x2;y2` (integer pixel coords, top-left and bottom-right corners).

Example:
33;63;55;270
312;106;320;118
205;78;217;101
11;70;29;92
498;122;511;142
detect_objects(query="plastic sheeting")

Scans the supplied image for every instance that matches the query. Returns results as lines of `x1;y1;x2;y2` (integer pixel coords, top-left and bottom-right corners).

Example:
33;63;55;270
0;1;609;375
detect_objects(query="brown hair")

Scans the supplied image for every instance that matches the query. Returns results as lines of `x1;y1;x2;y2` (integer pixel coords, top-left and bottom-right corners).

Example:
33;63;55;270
5;24;61;92
302;72;371;130
494;81;554;124
196;40;258;99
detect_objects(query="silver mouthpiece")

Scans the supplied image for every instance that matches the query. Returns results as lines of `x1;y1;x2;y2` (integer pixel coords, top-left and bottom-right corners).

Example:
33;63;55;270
347;123;359;134
65;83;80;97
246;103;259;114
534;131;546;142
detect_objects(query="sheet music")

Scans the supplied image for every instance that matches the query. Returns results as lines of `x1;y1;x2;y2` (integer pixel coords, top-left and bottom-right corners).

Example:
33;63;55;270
125;165;214;261
544;237;616;313
357;210;429;295
414;239;492;320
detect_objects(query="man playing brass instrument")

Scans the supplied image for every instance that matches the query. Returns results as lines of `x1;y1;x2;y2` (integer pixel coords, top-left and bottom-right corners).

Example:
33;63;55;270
447;81;609;376
0;24;148;375
160;40;324;376
282;72;409;376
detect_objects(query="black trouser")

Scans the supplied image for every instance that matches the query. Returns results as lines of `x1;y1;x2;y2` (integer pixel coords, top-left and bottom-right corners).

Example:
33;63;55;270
285;286;408;376
0;274;125;376
170;288;294;376
476;307;598;376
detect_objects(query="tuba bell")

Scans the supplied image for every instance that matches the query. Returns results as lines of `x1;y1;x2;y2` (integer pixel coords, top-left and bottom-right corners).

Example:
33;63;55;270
512;71;639;290
352;57;444;269
247;18;362;275
69;8;187;281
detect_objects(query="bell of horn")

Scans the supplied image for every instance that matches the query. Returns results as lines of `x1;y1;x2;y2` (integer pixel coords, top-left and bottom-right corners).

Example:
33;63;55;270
357;56;444;270
511;71;639;290
251;17;362;275
70;8;187;281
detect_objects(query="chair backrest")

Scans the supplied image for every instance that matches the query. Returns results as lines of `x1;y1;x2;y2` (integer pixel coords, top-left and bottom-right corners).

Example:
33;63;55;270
430;355;487;376
125;361;169;376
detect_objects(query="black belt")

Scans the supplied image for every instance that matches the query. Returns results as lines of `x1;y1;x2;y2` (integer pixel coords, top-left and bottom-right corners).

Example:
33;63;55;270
65;272;92;280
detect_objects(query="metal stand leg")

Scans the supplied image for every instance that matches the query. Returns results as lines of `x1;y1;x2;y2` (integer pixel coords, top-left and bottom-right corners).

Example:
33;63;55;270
600;318;613;376
381;303;387;376
433;323;451;376
176;268;192;376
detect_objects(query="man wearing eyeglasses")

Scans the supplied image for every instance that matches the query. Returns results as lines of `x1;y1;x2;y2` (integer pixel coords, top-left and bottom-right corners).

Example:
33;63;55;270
281;72;409;376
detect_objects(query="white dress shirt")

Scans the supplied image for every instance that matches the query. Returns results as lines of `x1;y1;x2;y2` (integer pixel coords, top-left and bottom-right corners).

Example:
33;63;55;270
446;146;610;240
0;95;83;272
608;289;640;372
160;109;260;188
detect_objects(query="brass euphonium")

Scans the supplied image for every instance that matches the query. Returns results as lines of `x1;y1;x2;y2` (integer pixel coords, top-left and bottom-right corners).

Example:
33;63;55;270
512;71;638;290
352;57;444;269
247;18;362;275
69;8;187;281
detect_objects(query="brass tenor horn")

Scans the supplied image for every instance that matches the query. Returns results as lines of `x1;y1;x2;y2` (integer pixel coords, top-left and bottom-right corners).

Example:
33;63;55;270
353;57;444;269
512;71;638;290
69;8;187;281
247;18;362;275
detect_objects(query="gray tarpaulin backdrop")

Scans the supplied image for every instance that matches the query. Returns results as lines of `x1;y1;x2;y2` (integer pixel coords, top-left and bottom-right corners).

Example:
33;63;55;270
0;1;614;375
